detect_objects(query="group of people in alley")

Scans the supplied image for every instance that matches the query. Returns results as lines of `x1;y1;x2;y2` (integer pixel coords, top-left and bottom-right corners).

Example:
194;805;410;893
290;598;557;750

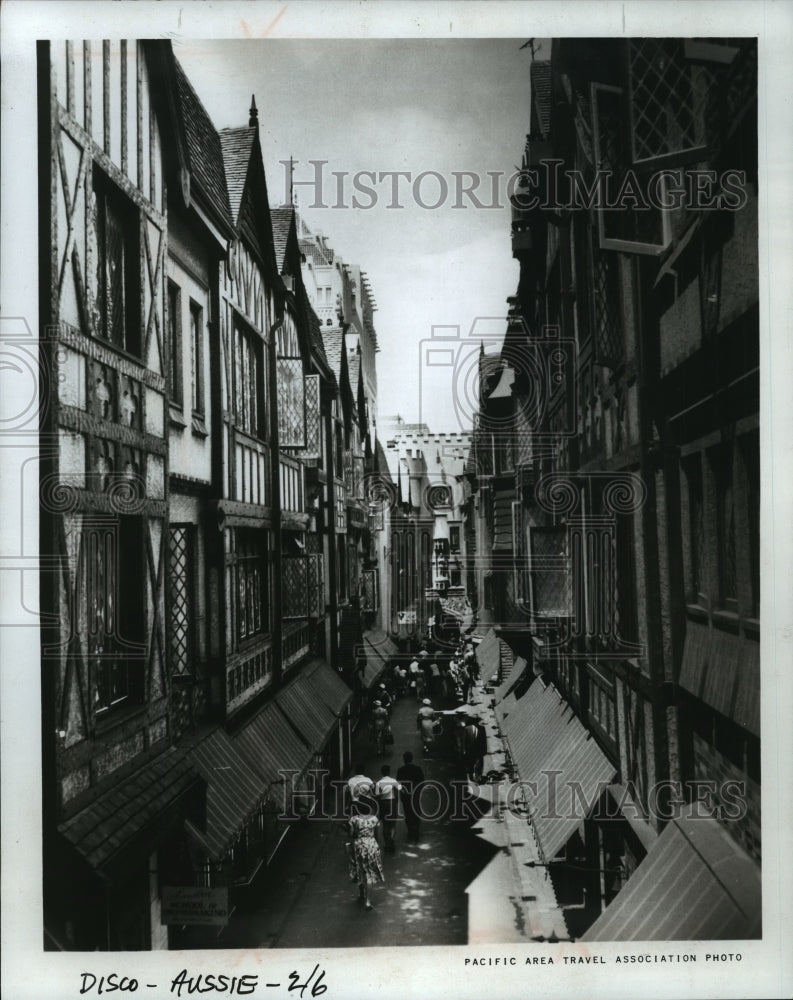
344;637;489;910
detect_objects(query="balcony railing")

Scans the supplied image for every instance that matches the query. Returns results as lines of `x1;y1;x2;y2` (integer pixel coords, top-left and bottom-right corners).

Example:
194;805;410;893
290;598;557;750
227;636;274;715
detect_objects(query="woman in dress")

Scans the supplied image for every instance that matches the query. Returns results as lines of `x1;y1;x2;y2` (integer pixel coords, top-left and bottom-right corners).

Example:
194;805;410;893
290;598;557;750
371;699;390;756
417;698;437;756
347;797;385;909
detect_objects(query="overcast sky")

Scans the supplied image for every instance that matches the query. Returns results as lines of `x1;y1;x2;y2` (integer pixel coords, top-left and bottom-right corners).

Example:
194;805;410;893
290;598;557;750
174;38;549;432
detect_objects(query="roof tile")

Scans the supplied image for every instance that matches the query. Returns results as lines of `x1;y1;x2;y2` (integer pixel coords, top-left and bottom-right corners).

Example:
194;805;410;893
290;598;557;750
173;58;232;226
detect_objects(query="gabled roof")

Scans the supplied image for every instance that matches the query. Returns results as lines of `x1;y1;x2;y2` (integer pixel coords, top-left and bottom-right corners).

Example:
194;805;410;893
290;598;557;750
270;205;294;273
531;60;553;138
218;126;257;226
374;437;395;485
322;329;354;421
300;283;332;381
321;329;344;382
480;351;503;402
173;57;233;229
347;350;361;395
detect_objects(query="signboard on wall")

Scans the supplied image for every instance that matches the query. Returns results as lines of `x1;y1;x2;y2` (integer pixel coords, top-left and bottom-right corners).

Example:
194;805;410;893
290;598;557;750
161;886;229;927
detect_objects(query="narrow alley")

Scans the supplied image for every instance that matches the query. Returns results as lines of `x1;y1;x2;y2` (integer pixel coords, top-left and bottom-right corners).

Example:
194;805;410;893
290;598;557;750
216;684;493;949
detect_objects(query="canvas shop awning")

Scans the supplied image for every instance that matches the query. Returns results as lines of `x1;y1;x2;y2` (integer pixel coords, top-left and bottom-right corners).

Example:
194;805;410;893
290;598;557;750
58;747;202;878
582;805;762;941
496;678;617;860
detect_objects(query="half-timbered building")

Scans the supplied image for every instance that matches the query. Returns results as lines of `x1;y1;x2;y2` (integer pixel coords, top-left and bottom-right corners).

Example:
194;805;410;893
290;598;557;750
38;38;205;951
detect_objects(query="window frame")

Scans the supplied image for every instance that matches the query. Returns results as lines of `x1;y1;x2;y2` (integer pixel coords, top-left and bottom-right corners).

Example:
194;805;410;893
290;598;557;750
167;524;197;678
93;167;142;357
167;279;183;409
189;299;205;418
232;316;266;440
84;516;145;716
234;528;270;646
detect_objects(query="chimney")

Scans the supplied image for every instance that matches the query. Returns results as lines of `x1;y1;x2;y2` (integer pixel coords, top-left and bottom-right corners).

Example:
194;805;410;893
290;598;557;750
249;95;258;128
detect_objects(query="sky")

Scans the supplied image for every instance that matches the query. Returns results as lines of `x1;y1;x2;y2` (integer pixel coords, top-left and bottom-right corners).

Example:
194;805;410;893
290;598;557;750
174;38;549;432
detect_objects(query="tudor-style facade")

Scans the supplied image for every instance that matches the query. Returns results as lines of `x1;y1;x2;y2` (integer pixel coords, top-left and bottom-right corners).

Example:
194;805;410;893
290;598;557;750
38;39;204;951
39;39;382;952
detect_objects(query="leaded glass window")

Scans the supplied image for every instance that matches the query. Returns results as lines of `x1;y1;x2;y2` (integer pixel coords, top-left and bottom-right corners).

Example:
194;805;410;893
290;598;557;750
168;526;193;676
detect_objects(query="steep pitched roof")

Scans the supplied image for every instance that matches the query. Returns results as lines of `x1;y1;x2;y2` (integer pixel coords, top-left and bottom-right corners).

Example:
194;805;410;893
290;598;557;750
374;437;395;485
173;57;232;227
218;126;257;226
299;237;335;267
321;329;344;382
531;60;553;137
347;350;361;394
299;282;332;380
270;205;294;273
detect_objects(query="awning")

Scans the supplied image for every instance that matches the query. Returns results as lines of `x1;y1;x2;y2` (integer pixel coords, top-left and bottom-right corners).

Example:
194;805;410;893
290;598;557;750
276;658;351;750
476;628;500;679
493;489;516;552
233;699;314;787
468;811;569;943
468;619;494;642
493;654;528;704
678;622;759;736
361;628;398;689
58;747;201;877
582;806;762;941
498;679;617;860
304;656;353;716
185;728;269;862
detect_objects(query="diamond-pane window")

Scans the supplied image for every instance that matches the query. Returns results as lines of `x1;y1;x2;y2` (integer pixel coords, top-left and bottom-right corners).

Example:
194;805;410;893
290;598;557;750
168;526;192;676
307;553;324;617
592;241;623;366
361;569;379;613
529;526;571;617
629;39;709;167
304;374;321;458
277;358;305;447
283;556;309;618
592;83;670;256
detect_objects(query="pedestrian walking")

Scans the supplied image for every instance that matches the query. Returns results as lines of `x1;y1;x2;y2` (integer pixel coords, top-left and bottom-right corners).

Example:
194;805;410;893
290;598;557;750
394;663;408;698
396;751;425;842
370;700;390;756
375;764;401;852
346;764;375;811
462;715;487;781
429;661;442;697
346;798;385;909
408;657;420;700
417;698;437;756
461;663;473;704
377;683;393;713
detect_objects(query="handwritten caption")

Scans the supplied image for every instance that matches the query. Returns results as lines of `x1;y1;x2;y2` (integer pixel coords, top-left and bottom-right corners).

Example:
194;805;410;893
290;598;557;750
79;966;327;997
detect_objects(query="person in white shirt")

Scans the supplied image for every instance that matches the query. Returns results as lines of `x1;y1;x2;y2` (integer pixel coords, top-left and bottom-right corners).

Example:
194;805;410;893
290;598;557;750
374;764;402;852
347;765;375;811
408;657;422;700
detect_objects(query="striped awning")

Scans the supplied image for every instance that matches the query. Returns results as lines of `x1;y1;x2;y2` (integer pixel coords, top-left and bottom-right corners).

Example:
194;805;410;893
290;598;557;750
59;747;201;876
185;728;269;862
476;628;500;679
678;622;760;736
493;489;516;551
493;655;528;704
360;629;398;689
233;699;314;787
304;656;353;716
498;679;616;860
276;658;352;751
582;806;762;941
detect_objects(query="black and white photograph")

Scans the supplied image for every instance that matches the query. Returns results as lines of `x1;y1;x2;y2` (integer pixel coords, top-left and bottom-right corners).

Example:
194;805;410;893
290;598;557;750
1;3;792;999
